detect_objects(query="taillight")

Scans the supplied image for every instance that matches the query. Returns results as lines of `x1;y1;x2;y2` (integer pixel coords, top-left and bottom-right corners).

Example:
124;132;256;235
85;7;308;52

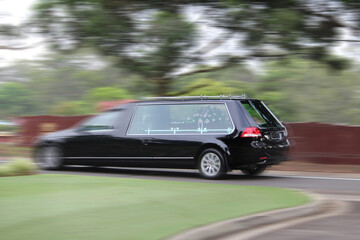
241;127;262;138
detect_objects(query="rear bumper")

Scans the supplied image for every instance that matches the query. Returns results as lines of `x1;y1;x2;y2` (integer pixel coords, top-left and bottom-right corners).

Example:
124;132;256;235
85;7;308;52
257;155;290;165
231;145;290;169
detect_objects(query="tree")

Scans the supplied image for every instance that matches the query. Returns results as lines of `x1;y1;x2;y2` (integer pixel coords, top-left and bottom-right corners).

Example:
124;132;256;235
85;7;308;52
85;87;132;102
0;83;38;118
256;58;360;124
173;65;257;96
174;77;253;97
180;78;234;96
50;101;93;116
32;0;360;95
0;49;142;114
0;24;21;50
0;11;36;52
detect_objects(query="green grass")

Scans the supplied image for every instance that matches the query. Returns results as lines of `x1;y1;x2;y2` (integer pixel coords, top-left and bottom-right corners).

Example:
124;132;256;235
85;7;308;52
0;174;310;240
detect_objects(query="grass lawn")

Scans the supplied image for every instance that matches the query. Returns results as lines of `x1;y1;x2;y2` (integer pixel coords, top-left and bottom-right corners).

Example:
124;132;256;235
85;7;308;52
0;174;310;240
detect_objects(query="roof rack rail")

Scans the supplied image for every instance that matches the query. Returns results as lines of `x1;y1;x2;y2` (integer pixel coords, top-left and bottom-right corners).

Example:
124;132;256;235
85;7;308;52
142;95;248;100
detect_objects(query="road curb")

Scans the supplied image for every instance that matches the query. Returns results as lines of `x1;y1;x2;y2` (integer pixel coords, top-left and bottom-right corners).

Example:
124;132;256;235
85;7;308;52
167;191;325;240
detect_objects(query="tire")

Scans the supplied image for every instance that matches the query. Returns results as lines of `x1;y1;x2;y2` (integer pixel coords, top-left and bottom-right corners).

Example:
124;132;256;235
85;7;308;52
35;146;63;170
241;165;267;176
198;148;226;179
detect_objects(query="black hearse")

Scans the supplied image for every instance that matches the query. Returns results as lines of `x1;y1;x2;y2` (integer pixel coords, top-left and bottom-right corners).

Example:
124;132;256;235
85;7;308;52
34;96;290;179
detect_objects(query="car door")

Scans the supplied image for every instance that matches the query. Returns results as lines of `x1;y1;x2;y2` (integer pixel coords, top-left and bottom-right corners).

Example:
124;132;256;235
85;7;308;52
64;110;121;159
104;105;154;166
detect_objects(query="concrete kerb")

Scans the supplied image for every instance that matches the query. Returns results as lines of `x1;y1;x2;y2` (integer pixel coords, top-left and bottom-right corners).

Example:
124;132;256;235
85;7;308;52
167;191;325;240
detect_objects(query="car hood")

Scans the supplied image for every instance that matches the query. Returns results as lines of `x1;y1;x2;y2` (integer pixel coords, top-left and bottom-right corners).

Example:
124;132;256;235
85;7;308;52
43;128;76;139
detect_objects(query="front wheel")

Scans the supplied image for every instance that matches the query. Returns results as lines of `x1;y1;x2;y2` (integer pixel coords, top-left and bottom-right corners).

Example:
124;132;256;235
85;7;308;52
198;149;226;179
241;165;267;176
35;146;63;170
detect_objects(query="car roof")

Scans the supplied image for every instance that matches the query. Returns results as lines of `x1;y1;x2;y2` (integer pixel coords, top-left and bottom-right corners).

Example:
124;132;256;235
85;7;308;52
110;96;259;111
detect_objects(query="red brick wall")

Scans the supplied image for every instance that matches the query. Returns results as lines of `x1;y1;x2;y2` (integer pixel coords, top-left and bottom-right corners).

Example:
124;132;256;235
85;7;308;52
16;115;91;146
0;134;15;144
285;122;360;165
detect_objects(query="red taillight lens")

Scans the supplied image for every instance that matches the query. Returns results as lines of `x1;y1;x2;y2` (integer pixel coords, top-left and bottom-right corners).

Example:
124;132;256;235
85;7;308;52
241;127;262;138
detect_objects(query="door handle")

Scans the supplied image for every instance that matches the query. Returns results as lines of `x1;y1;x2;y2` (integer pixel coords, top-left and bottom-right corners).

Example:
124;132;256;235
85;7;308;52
143;139;150;146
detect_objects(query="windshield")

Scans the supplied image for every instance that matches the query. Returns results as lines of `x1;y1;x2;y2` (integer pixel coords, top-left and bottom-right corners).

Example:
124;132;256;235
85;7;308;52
241;100;282;129
78;111;119;131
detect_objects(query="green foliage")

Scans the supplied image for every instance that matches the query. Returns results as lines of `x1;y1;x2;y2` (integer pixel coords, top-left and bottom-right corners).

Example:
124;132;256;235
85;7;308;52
184;78;234;96
0;159;36;177
1;51;360;124
23;50;138;111
174;66;256;97
33;0;355;71
85;87;132;102
51;101;94;116
32;0;358;95
173;60;360;125
49;86;132;115
0;125;19;132
33;1;198;95
8;159;37;175
256;58;360;124
0;167;12;177
0;83;38;118
0;19;24;49
135;11;195;80
0;49;142;116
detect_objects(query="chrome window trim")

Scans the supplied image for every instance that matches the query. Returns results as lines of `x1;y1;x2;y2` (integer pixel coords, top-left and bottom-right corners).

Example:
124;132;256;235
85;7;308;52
79;128;114;132
126;102;235;136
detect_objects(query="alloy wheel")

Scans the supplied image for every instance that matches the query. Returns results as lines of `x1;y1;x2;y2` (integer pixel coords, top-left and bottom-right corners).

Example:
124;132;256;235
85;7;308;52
37;146;62;169
200;152;222;177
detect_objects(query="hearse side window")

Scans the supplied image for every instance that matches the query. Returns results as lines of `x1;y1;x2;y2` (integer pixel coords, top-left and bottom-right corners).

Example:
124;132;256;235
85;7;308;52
128;103;234;135
79;111;119;131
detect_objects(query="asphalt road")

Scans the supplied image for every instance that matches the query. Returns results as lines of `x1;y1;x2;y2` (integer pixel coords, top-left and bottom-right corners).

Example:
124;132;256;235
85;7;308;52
254;201;360;240
42;166;360;194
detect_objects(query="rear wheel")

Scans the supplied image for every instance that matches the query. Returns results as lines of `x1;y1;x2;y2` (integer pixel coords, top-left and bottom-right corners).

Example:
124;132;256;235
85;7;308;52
241;165;267;176
35;146;63;170
198;149;226;179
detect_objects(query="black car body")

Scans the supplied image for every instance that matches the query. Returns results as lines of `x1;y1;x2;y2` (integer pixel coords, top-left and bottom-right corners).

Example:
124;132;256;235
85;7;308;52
34;96;290;179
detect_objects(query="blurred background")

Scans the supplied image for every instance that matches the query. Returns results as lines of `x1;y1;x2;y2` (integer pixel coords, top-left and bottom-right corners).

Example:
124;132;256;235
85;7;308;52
0;0;359;167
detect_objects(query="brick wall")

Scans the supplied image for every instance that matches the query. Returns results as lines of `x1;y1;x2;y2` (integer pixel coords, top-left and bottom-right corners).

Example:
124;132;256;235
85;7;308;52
285;122;360;165
16;115;91;146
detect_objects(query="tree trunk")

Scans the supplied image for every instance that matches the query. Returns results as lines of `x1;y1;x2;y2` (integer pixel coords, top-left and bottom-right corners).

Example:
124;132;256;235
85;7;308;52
155;78;171;96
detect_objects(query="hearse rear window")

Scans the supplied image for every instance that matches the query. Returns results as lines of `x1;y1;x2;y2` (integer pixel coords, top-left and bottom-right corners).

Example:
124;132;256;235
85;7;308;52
241;100;282;128
128;103;234;135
